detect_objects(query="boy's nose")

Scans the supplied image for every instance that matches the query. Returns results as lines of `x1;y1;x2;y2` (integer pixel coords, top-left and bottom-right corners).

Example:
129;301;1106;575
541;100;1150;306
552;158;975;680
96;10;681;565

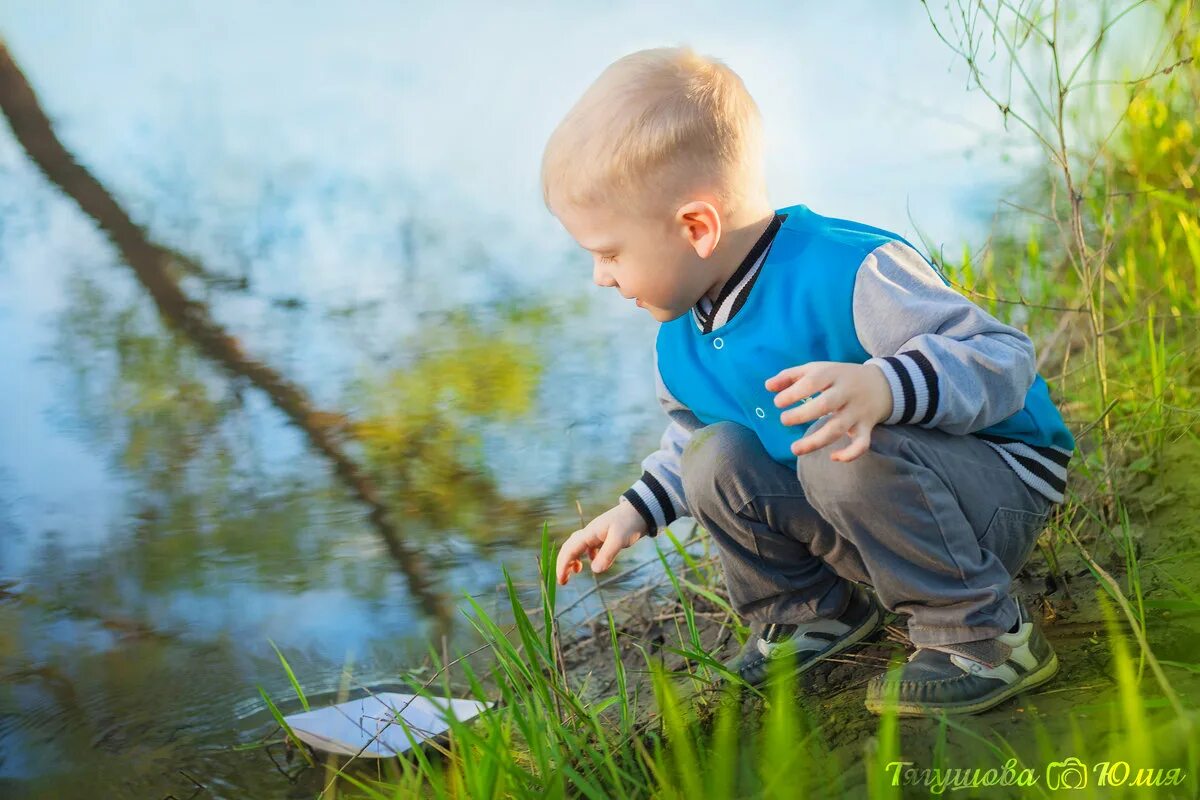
593;262;616;288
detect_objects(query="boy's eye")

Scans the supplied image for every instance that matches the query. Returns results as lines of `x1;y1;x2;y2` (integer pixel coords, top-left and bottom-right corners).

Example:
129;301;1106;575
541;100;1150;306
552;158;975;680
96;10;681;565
599;255;616;264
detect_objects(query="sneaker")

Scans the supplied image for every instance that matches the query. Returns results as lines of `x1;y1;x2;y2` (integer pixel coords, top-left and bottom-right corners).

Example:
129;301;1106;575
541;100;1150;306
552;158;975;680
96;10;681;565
721;582;884;687
864;596;1059;716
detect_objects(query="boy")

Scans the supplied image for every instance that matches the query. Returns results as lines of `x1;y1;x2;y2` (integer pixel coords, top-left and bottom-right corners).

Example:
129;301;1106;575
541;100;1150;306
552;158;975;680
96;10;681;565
543;46;1073;716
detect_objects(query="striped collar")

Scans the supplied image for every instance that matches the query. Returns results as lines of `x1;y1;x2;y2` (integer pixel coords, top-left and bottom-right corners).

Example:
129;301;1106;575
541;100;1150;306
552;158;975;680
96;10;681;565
692;212;787;333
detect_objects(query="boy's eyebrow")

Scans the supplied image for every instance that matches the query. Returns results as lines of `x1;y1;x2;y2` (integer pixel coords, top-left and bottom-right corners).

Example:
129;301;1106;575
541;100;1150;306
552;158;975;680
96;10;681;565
580;240;619;253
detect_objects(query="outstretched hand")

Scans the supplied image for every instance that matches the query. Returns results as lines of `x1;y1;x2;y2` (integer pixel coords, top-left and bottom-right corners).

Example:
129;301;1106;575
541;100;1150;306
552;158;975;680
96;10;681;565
555;499;649;586
766;361;893;462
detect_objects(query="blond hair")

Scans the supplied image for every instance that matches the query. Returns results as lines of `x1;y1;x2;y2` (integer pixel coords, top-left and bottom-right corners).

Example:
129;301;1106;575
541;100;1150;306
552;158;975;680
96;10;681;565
541;46;766;221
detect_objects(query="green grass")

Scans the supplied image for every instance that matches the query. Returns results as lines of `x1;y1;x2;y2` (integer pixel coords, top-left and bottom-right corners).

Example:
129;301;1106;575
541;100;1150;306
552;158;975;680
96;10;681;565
254;517;1200;798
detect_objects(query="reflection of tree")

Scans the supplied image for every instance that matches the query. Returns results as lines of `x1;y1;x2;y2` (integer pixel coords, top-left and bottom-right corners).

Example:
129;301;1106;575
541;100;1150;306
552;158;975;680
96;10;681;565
53;273;231;498
47;267;563;601
46;269;365;596
0;40;448;630
353;304;553;531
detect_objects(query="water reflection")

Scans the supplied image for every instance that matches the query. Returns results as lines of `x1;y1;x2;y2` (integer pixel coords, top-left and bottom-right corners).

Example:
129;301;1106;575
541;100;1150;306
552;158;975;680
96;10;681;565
0;39;629;794
0;37;452;628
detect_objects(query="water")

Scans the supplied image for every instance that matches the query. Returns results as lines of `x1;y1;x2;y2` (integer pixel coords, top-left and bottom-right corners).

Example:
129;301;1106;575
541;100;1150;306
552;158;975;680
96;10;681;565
0;1;1026;795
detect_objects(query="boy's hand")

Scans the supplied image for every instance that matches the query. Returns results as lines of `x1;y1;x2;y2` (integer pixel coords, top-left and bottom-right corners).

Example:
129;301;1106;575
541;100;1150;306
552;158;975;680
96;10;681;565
766;361;893;463
555;499;648;586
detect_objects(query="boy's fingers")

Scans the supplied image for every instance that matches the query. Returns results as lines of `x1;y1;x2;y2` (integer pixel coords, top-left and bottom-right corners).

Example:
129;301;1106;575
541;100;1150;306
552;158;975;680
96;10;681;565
765;365;805;390
556;550;577;585
558;562;575;585
791;414;851;456
767;361;838;392
556;530;591;583
780;389;841;426
555;545;569;583
556;507;644;583
558;557;585;586
591;530;625;574
772;371;833;408
830;424;872;462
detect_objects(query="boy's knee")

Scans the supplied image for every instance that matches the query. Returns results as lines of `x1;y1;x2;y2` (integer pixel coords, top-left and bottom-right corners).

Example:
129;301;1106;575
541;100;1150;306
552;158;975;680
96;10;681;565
796;418;902;506
681;421;757;507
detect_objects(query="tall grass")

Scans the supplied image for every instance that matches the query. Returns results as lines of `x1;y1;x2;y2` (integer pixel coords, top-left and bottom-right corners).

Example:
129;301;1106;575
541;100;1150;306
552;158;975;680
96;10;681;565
258;524;1199;798
923;0;1198;734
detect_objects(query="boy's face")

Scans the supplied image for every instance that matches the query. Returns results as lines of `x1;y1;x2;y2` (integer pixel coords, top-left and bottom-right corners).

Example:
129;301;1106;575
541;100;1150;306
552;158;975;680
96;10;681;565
554;200;718;323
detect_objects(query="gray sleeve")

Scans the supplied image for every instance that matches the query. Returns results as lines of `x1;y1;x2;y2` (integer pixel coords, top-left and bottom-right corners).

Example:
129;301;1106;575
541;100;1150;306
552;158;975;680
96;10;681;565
852;240;1037;435
620;346;700;537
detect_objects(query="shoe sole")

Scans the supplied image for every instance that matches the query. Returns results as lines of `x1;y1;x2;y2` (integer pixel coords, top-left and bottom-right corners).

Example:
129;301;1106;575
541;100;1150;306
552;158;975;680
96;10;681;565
863;650;1060;717
752;597;885;687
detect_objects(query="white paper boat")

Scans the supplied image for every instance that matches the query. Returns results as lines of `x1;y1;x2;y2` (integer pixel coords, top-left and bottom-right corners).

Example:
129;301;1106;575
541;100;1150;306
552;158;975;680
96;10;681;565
282;692;494;757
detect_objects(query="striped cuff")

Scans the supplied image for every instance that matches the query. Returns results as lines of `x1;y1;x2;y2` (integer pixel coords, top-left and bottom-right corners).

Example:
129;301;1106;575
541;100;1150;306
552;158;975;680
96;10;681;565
621;470;681;538
866;350;940;426
974;433;1071;504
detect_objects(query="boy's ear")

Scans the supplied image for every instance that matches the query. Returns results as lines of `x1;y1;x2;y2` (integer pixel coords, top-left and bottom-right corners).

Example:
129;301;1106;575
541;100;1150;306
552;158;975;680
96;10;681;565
675;200;721;259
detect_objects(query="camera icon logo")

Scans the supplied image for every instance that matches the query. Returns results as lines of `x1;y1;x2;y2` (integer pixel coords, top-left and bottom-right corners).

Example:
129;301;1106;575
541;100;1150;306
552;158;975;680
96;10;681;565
1045;757;1089;790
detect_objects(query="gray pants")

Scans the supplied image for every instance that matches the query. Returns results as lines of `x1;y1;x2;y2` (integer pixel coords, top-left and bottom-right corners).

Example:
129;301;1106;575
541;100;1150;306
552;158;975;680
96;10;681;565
679;418;1053;646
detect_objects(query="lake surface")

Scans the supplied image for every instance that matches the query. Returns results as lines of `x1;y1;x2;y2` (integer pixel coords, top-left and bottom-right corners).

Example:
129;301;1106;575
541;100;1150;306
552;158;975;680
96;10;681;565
0;2;1025;796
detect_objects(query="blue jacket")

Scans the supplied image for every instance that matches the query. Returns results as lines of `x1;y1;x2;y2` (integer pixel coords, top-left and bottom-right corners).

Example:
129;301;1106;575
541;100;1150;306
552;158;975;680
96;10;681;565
621;204;1074;536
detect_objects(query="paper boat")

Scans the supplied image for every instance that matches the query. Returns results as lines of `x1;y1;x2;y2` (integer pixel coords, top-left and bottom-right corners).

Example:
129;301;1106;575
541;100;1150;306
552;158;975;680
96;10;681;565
283;692;494;757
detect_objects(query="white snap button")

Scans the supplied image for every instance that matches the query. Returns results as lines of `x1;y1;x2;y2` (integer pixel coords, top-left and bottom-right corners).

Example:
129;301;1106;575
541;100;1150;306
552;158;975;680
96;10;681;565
755;407;765;418
713;337;723;349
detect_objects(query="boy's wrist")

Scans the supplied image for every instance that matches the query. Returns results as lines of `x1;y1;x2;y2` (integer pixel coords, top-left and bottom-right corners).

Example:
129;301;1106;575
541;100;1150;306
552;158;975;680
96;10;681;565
622;469;683;535
863;362;895;424
620;485;661;537
863;357;904;425
864;351;940;427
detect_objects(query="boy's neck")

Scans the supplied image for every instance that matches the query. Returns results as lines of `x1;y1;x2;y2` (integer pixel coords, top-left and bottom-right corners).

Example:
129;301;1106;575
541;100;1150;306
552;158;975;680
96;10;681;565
702;204;778;305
